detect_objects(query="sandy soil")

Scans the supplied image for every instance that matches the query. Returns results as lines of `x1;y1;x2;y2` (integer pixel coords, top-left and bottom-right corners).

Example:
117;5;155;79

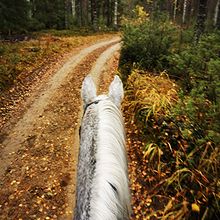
0;36;121;220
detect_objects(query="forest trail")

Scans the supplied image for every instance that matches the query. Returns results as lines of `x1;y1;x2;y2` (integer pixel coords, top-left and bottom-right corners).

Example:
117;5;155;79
0;36;121;219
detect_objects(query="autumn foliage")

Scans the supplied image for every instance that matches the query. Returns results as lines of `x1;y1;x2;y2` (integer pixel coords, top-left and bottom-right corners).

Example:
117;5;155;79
123;71;219;219
120;9;220;220
0;32;115;91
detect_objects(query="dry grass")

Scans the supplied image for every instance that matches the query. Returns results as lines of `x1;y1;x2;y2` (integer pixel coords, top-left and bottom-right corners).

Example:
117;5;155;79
123;70;220;220
124;70;178;122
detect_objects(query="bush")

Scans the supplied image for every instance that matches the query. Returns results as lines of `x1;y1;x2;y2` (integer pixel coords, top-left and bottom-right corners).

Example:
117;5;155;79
168;31;220;103
121;15;220;219
120;19;177;81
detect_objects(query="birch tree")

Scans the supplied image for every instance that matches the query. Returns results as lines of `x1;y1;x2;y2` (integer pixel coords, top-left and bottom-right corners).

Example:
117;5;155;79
26;0;32;19
72;0;76;18
173;0;178;21
182;0;187;24
214;0;220;28
113;0;118;28
0;0;29;34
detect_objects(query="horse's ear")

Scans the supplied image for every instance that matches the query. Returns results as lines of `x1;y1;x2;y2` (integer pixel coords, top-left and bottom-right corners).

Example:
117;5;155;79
109;75;124;108
81;75;97;105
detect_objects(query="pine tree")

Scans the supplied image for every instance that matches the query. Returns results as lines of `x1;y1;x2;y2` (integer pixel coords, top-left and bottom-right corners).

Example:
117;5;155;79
0;0;29;34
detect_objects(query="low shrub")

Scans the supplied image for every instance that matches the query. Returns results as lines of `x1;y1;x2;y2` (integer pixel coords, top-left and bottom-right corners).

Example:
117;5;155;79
168;31;220;103
120;19;177;81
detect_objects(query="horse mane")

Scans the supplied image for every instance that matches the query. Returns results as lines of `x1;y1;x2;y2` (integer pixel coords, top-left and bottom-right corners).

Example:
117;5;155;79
74;75;130;220
90;98;130;220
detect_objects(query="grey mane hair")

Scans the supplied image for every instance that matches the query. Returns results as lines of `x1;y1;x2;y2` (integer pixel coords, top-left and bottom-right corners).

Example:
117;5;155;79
74;75;131;220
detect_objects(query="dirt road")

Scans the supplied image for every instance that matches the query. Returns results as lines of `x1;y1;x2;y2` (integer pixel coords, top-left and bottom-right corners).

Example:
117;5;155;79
0;36;121;220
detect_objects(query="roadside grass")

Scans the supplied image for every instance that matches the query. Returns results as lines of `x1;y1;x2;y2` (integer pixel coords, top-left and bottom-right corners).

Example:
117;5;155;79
124;70;178;124
123;70;220;219
0;31;117;91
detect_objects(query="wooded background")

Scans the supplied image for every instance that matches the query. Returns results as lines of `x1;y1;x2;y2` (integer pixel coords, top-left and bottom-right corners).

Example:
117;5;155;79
0;0;220;35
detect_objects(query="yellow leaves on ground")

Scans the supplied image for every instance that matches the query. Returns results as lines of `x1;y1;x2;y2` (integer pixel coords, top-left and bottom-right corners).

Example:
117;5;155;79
191;203;200;212
0;32;117;91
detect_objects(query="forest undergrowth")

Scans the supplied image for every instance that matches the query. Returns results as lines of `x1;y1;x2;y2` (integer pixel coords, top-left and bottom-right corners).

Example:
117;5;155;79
123;71;219;219
120;7;220;220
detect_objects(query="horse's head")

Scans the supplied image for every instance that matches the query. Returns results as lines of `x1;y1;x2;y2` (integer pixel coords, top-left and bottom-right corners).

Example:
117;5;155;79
81;75;124;110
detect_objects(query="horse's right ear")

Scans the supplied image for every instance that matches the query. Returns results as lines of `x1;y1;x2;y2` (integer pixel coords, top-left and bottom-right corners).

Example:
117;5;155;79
109;75;124;108
81;75;97;105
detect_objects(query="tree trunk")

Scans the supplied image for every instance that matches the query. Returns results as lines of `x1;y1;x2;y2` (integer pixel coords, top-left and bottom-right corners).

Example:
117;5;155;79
195;0;208;42
91;0;98;30
106;0;111;26
182;0;187;24
173;0;178;21
65;0;69;29
65;0;74;29
102;0;107;25
26;0;32;19
83;0;89;26
71;0;76;18
217;2;220;29
113;0;118;28
77;0;82;26
79;0;88;26
214;0;220;28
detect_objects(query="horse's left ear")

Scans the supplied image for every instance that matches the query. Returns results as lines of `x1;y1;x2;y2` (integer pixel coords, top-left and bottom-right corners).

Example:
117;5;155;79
109;75;124;108
81;75;97;105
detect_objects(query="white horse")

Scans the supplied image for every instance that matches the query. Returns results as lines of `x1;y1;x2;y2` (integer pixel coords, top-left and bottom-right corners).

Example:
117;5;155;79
74;75;131;220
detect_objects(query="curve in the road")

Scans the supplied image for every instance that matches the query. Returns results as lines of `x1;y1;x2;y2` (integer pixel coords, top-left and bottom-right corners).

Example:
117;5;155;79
0;37;120;178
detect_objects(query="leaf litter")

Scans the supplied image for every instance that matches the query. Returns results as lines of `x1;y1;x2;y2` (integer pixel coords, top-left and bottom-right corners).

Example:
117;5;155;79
0;34;120;220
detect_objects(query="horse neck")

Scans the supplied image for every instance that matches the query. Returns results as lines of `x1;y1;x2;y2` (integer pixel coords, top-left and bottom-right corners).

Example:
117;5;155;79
75;100;130;220
89;100;130;220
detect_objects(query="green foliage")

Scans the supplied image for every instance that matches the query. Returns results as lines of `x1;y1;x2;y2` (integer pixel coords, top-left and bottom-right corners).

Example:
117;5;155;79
173;92;220;144
124;70;220;219
168;31;220;103
28;18;45;32
0;0;122;35
0;0;29;34
0;0;70;35
120;18;177;80
32;0;66;30
121;15;220;219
